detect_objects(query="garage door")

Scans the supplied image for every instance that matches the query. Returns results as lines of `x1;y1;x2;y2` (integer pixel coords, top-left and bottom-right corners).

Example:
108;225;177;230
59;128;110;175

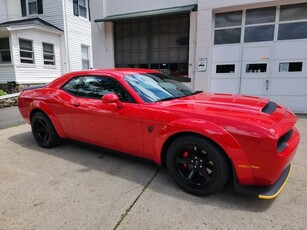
211;3;307;114
211;42;307;114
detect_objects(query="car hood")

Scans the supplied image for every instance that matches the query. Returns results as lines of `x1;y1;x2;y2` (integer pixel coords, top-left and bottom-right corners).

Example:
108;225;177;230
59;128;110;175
157;92;285;130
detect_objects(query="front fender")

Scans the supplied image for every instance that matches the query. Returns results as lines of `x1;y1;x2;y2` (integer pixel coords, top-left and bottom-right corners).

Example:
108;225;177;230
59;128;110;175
30;100;66;138
153;118;255;185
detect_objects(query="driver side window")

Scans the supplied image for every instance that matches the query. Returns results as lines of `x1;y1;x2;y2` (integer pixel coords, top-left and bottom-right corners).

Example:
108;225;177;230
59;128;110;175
62;75;135;103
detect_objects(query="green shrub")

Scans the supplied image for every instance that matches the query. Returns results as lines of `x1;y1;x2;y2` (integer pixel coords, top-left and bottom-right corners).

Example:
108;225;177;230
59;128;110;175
0;89;7;96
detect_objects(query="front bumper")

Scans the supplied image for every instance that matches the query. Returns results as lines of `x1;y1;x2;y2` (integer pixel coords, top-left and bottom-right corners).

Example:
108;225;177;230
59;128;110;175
234;163;292;199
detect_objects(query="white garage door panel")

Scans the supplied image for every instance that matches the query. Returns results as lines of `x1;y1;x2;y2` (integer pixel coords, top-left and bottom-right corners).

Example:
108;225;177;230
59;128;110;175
212;46;241;62
270;78;307;96
210;78;238;94
270;96;307;114
242;46;270;62
274;41;307;60
241;78;265;96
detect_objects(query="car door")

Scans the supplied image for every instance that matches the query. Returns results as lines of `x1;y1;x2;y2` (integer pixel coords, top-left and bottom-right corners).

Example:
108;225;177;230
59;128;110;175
61;75;144;157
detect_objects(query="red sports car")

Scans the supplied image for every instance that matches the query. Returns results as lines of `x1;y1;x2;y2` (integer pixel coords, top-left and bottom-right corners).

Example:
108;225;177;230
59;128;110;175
18;68;300;199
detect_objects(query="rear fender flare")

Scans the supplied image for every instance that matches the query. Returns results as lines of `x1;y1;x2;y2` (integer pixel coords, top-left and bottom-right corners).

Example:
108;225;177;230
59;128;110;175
30;100;66;138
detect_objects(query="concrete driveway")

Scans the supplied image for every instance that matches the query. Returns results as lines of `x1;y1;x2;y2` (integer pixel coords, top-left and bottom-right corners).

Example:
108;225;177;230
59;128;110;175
0;116;306;229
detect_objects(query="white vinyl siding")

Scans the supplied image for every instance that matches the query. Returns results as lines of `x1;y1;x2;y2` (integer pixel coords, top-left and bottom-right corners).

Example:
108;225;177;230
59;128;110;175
3;0;63;30
10;30;62;83
0;1;8;22
0;65;15;83
67;0;92;71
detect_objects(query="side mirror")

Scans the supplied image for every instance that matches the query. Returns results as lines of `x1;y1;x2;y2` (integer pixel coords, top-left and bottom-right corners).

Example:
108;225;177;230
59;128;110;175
102;93;123;108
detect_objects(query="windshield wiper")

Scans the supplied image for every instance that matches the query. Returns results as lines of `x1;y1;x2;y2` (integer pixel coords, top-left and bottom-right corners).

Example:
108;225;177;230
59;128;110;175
156;96;181;102
156;91;203;102
189;90;203;96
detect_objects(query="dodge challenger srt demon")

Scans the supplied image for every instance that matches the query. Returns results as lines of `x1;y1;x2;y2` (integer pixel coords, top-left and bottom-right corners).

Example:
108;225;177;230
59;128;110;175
18;68;300;199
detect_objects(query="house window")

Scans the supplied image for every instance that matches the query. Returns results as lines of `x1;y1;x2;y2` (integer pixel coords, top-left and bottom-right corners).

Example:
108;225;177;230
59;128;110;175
0;38;11;63
19;39;34;64
28;0;37;14
21;0;43;16
81;45;90;69
73;0;89;19
43;43;55;65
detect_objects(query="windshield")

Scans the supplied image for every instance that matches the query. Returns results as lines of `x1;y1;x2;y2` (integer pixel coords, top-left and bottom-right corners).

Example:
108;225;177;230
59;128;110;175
124;73;199;102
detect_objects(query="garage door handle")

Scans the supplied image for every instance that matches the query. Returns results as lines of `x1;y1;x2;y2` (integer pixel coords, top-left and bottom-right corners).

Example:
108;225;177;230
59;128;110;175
265;80;269;91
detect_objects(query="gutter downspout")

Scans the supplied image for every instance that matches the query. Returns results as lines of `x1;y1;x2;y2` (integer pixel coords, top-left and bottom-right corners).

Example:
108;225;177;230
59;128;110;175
62;0;71;72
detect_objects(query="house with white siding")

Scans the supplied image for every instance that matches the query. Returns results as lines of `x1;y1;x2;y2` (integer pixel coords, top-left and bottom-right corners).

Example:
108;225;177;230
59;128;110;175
90;0;307;113
0;0;92;91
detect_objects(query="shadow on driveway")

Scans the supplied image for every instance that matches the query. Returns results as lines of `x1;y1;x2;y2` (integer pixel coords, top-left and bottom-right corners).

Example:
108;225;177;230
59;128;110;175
9;129;274;212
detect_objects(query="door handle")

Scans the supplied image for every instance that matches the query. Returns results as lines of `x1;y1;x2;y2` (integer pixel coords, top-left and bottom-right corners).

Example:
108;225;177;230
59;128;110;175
72;102;80;107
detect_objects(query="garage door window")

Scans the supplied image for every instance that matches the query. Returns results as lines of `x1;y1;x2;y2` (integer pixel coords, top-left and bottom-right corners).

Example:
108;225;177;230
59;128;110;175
279;3;307;21
216;64;235;73
279;62;303;72
278;3;307;40
215;3;307;44
214;11;242;45
246;63;267;73
246;7;276;24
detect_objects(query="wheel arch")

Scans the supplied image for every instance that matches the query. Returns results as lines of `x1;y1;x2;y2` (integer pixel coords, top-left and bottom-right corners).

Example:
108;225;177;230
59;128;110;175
160;132;231;169
29;100;66;138
155;118;254;185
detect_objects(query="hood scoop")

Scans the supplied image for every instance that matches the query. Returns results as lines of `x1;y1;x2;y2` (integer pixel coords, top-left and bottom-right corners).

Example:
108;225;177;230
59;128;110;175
261;101;277;114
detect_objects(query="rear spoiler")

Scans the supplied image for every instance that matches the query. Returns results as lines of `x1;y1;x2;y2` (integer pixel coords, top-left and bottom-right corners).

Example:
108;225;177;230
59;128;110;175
22;85;47;91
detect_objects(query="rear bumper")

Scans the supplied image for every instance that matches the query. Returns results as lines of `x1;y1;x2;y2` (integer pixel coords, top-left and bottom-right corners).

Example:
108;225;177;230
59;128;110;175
234;163;292;199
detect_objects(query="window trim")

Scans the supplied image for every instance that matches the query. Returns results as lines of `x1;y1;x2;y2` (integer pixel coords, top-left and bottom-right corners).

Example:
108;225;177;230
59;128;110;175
19;38;34;64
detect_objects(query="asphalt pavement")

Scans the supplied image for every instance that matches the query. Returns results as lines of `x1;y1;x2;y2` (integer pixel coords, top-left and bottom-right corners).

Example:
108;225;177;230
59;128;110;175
0;112;306;229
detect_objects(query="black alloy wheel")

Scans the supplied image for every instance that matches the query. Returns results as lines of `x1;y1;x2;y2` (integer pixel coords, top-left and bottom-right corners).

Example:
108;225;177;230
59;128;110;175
166;135;229;196
31;112;61;148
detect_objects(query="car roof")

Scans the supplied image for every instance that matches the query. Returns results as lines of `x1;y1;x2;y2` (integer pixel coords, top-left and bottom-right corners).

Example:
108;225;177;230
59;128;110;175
47;68;160;88
70;68;159;76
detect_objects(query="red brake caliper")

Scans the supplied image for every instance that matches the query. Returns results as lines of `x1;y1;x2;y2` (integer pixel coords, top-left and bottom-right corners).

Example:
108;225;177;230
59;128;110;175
183;151;189;169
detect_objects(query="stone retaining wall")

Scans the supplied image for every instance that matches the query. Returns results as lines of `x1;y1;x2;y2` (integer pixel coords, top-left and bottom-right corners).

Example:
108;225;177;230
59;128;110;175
0;94;19;109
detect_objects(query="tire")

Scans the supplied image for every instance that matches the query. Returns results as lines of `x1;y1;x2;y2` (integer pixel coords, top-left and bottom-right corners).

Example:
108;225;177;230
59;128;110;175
31;112;61;148
166;135;229;196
